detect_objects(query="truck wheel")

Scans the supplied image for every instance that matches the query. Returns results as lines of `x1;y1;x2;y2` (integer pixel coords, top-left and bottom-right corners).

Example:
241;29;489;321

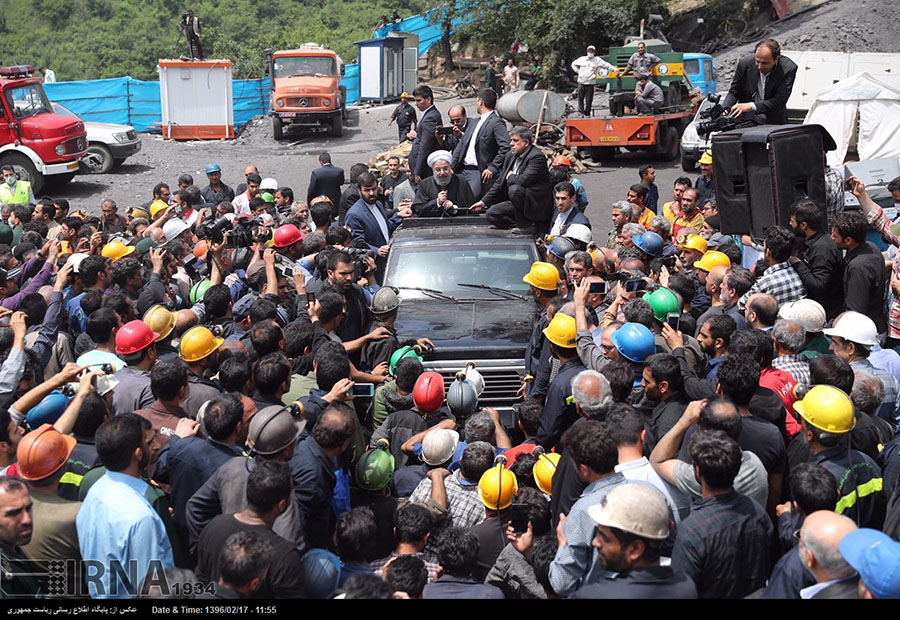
0;153;43;195
84;143;114;174
663;127;680;161
681;154;696;172
331;115;343;137
272;116;284;140
48;172;77;187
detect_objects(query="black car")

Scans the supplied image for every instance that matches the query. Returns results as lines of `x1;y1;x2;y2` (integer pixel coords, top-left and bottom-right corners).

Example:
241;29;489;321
383;218;541;416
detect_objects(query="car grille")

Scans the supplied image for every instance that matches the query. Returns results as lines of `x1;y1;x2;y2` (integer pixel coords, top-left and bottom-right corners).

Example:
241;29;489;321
427;363;525;409
64;137;86;154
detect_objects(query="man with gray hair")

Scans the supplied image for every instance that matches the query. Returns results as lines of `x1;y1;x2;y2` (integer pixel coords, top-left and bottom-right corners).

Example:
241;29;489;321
772;319;810;384
650;215;678;257
850;372;896;460
571;369;614;421
619;223;646;249
797;511;859;599
609;200;634;249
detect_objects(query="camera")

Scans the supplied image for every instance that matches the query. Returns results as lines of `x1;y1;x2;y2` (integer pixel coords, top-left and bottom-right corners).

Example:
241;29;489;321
182;254;209;280
696;94;740;138
198;216;233;245
345;246;375;267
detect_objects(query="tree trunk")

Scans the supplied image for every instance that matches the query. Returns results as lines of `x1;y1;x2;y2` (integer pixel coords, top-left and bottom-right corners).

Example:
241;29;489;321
441;21;454;72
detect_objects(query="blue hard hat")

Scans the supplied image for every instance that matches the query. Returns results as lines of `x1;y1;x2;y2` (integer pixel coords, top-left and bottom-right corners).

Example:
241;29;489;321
547;236;576;260
298;549;340;599
610;322;656;363
205;163;221;174
633;231;664;258
25;391;71;431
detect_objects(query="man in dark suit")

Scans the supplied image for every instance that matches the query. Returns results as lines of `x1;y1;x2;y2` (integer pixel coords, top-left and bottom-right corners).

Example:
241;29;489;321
306;152;345;207
412;150;476;217
344;172;413;280
722;38;797;126
473;126;553;236
407;85;443;182
797;510;860;599
548;182;591;237
451;88;510;200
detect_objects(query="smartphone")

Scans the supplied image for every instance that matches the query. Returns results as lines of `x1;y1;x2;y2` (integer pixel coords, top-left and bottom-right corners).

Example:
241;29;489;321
437;126;455;136
306;292;316;304
509;503;530;533
589;281;607;296
666;312;681;331
351;383;375;398
624;279;647;293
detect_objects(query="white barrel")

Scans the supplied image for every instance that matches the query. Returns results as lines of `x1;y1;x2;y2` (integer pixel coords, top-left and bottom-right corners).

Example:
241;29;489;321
496;89;566;124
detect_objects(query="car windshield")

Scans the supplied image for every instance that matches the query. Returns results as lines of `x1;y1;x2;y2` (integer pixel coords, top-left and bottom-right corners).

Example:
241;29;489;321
385;245;536;298
5;85;52;119
273;56;336;78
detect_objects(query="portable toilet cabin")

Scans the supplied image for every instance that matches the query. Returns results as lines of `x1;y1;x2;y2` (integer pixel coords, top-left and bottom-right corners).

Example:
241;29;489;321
355;37;406;103
158;59;234;140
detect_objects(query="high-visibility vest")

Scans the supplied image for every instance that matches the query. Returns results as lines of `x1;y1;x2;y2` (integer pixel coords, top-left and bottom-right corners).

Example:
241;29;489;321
0;180;31;205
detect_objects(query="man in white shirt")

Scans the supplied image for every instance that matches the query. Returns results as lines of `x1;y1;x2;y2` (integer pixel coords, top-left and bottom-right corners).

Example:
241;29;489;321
450;88;510;200
571;46;615;117
232;173;261;216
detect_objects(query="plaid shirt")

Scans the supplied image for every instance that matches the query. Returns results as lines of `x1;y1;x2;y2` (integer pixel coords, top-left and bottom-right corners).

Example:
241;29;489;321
409;471;485;531
864;202;900;339
371;551;441;583
738;261;806;311
772;354;811;385
672;491;773;599
824;165;845;230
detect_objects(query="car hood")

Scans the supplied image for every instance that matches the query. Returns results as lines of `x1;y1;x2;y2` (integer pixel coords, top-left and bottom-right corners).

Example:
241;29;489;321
84;121;135;134
395;298;536;359
18;112;83;139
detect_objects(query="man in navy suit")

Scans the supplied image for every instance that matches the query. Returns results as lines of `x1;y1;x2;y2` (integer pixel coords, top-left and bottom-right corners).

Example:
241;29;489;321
548;182;591;238
722;38;797;126
344;172;413;281
306;152;345;207
451;88;510;200
472;126;553;236
407;85;443;182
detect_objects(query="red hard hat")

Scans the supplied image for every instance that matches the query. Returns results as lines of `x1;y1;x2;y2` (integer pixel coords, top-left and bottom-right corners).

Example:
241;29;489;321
413;371;446;414
115;319;160;355
552;155;571;167
273;224;302;248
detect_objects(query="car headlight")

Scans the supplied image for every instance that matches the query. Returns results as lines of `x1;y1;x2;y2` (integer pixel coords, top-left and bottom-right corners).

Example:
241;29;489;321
323;98;331;107
55;144;66;155
657;64;669;76
113;132;130;143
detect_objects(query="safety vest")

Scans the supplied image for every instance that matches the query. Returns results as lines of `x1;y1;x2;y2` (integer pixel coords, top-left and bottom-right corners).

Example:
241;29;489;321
0;180;31;205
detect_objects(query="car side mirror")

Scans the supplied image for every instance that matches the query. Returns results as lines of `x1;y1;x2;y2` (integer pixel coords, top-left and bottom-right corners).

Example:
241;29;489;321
340;65;345;77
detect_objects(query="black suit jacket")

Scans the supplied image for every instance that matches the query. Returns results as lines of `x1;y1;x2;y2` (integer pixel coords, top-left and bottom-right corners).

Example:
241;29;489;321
722;54;797;125
306;164;345;206
451;111;510;175
481;145;553;224
408;106;443;180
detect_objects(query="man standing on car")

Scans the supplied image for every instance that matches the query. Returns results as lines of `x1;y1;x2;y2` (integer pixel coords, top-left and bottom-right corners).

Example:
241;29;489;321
407;86;443;183
451;88;510;200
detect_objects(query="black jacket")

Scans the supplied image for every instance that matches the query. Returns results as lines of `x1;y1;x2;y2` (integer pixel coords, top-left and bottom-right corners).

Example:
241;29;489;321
408;106;443;180
843;241;887;334
306;163;345;208
481;145;554;225
289;437;338;549
450;111;510;176
571;566;698;599
792;231;844;319
722;54;798;125
412;175;476;216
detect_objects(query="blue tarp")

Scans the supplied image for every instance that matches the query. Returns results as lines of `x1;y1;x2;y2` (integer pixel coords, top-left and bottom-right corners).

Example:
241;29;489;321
374;3;473;56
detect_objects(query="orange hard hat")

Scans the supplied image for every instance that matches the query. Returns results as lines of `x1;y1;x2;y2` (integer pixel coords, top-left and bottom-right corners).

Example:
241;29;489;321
552;155;571;168
194;240;209;259
17;424;76;481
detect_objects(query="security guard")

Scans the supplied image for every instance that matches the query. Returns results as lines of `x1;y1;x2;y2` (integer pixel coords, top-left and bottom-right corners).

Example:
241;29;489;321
794;384;887;529
388;92;418;143
536;313;586;450
522;262;561;401
0;165;34;205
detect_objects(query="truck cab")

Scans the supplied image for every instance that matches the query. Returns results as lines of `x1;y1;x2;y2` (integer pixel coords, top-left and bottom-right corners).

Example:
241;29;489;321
682;53;716;96
267;44;346;139
0;66;87;194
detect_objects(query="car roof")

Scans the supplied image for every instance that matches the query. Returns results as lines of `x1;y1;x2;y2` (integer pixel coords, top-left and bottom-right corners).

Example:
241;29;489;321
392;218;533;245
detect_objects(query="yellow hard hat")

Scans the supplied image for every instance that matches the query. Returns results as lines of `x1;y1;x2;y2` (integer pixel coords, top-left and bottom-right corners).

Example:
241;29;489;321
533;451;561;495
400;92;410;99
793;385;856;434
693;250;731;272
542;313;577;348
143;304;177;341
478;461;519;510
101;240;135;263
699;149;713;165
179;325;225;363
129;207;150;220
150;199;170;220
523;261;560;292
678;234;707;253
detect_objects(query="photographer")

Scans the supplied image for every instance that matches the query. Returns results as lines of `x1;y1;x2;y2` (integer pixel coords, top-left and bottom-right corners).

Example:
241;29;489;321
138;247;177;316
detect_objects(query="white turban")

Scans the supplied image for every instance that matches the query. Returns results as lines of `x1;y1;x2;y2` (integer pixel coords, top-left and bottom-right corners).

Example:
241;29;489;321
427;150;453;168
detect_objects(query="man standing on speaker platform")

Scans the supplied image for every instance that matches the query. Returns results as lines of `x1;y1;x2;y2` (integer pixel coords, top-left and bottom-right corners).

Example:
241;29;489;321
787;199;845;320
722;39;797;126
695;150;715;208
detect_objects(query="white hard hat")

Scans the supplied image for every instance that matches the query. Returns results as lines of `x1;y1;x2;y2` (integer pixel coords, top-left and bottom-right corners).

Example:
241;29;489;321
260;177;278;191
462;362;485;397
162;218;191;242
587;483;670;540
421;428;459;466
822;311;878;347
777;299;826;334
563;223;592;246
67;253;90;273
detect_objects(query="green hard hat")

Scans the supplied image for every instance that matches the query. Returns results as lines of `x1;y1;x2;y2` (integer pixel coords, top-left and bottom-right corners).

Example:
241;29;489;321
389;345;423;375
642;287;680;323
355;440;395;491
190;279;212;305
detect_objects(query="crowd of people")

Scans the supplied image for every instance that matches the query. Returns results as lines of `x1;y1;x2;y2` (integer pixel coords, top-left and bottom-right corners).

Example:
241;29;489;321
0;49;899;602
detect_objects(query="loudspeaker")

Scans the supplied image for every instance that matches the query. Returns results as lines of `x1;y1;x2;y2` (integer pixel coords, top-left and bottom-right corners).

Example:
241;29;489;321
712;124;836;239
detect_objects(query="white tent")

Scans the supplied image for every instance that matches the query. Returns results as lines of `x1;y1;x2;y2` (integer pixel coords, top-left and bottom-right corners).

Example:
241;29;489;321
804;72;900;168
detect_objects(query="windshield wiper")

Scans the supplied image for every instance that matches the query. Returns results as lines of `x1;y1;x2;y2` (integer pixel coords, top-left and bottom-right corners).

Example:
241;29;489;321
395;286;457;302
456;283;527;301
